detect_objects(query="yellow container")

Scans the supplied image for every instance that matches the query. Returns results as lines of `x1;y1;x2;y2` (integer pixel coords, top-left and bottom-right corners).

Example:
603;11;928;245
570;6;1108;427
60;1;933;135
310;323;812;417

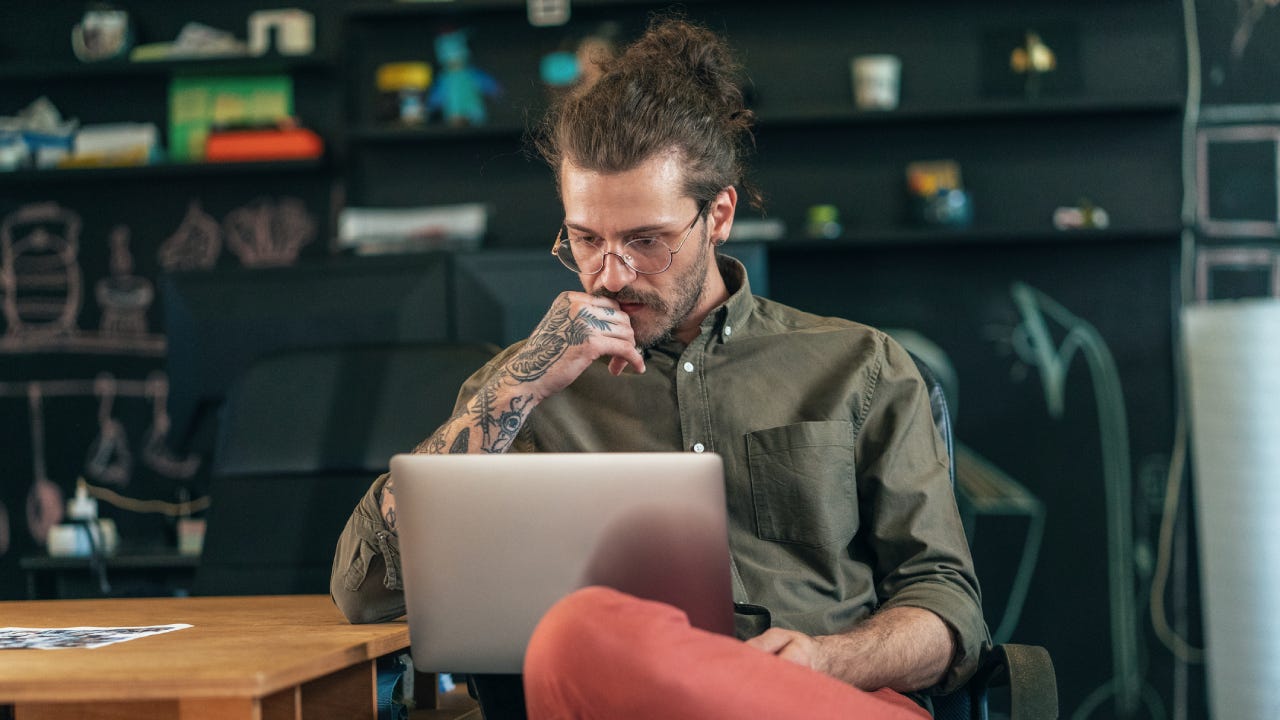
377;62;432;92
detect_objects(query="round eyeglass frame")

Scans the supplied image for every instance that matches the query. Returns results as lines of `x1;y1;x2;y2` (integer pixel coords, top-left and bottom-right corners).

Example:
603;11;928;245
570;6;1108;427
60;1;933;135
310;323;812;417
550;201;709;275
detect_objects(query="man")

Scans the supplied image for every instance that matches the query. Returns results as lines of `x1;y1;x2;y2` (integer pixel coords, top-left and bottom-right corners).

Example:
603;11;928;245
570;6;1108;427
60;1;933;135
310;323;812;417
333;16;988;719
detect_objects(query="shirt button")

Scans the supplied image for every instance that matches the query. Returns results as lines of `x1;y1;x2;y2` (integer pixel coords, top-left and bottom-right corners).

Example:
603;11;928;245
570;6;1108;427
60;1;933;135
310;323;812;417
724;325;732;337
692;443;706;453
683;362;695;373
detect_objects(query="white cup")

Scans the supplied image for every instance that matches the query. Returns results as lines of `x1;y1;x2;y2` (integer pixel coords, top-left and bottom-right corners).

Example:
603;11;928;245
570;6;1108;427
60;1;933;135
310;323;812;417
851;55;902;111
177;517;206;556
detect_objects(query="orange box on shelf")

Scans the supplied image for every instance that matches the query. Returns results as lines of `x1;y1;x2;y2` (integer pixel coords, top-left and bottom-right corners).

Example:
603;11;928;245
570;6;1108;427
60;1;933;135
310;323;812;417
204;127;323;162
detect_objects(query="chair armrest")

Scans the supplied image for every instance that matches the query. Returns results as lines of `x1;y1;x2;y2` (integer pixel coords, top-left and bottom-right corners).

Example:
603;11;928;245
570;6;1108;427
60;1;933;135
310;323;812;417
972;643;1058;720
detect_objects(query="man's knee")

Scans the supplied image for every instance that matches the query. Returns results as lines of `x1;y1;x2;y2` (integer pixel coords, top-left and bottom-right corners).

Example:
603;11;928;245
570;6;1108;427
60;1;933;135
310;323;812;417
526;586;632;678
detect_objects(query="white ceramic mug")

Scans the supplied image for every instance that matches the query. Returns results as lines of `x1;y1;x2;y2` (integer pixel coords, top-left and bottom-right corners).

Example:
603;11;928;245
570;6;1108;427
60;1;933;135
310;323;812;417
851;55;902;110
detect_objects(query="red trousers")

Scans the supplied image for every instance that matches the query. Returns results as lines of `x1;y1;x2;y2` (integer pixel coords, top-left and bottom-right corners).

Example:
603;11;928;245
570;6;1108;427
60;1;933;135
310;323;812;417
523;586;931;720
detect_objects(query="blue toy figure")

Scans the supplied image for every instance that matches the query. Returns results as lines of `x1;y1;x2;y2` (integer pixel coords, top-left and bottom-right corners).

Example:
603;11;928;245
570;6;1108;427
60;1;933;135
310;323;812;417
429;29;501;127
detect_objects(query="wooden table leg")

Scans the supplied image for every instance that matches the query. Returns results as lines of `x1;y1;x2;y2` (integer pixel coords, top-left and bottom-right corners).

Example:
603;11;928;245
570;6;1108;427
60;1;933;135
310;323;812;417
300;659;377;720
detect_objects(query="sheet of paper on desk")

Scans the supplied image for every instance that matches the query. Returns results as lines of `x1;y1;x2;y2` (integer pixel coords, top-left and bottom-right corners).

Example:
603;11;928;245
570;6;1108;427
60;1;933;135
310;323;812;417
0;623;192;649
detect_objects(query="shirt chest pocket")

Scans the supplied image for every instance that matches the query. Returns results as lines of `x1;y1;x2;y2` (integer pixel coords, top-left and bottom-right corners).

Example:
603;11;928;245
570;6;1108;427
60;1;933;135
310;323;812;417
746;421;858;548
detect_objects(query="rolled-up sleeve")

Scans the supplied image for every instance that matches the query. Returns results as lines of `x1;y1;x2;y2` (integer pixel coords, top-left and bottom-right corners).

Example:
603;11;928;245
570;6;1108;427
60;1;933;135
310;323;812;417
856;333;991;693
331;473;407;624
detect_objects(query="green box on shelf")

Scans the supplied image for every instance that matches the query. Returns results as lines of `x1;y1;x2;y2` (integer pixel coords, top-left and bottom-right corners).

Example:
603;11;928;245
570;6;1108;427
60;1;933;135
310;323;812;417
168;75;294;161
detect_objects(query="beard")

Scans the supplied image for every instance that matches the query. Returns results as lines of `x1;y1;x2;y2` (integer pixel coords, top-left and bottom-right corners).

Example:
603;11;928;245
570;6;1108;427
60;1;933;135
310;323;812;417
593;230;711;349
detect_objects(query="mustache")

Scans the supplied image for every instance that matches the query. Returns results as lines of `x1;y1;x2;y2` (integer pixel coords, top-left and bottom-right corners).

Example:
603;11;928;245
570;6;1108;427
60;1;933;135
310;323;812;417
592;288;662;306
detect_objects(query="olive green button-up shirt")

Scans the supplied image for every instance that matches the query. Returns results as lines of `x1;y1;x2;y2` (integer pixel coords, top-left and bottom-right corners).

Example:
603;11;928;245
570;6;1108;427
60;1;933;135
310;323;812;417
332;256;990;693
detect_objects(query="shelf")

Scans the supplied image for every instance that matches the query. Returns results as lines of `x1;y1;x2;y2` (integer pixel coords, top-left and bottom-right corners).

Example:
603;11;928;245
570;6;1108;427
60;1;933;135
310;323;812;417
760;225;1182;250
0;54;333;81
347;0;525;17
0;158;328;185
757;96;1186;129
347;123;528;142
345;0;687;18
345;95;1183;144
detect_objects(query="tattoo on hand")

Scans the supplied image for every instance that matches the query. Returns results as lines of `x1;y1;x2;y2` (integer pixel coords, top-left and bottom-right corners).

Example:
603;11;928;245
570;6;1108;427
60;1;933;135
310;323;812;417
577;307;615;332
506;296;605;382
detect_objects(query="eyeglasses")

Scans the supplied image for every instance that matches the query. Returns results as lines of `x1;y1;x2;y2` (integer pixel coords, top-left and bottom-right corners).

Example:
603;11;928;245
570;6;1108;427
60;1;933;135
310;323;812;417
551;202;708;275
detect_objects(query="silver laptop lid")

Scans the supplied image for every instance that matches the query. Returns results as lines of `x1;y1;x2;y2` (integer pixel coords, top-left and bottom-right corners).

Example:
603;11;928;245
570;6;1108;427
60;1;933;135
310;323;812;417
392;452;733;674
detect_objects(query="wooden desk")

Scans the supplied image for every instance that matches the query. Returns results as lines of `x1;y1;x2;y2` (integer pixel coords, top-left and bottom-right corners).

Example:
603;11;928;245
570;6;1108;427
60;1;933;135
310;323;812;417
0;594;410;720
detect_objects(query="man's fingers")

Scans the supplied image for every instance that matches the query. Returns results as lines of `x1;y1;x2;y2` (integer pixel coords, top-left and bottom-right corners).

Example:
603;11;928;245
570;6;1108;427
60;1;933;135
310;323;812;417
607;352;646;376
745;629;793;654
774;642;812;668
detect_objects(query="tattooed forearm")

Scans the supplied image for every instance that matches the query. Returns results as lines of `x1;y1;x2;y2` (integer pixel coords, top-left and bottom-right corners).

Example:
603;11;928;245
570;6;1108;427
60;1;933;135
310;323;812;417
380;476;398;534
414;404;467;454
479;394;534;453
411;292;611;458
449;427;470;454
412;372;534;456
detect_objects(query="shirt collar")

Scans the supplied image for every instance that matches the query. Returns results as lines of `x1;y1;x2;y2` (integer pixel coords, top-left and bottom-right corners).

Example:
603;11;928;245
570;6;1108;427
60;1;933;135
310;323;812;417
645;253;756;358
697;254;754;344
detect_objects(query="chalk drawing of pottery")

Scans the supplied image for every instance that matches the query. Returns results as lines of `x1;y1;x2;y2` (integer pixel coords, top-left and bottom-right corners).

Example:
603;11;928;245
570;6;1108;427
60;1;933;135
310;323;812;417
1;202;83;338
96;226;153;336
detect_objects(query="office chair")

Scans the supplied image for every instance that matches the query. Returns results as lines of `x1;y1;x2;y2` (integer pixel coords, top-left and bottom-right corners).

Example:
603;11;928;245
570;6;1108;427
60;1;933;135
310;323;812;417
908;352;1058;720
192;341;497;596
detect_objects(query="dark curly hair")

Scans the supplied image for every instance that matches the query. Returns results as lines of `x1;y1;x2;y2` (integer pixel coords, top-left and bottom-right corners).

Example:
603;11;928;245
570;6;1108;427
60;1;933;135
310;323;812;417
534;15;763;212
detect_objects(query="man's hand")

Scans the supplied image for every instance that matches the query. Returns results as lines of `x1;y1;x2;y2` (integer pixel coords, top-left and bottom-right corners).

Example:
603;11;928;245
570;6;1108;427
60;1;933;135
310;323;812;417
744;607;954;693
746;627;833;675
505;291;646;401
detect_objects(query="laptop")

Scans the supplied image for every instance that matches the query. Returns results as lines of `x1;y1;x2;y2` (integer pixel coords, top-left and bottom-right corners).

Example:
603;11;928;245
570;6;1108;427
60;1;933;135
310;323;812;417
391;452;735;674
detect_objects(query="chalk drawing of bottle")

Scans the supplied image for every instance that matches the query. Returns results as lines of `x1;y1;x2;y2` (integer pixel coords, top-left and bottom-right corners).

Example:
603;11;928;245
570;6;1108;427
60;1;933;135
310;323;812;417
225;197;315;268
1;202;83;339
158;200;221;271
96;225;154;336
84;373;133;487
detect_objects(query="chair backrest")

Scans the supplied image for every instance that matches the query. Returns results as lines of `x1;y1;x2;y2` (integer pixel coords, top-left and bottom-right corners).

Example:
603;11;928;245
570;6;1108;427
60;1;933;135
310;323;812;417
904;350;985;720
192;342;497;596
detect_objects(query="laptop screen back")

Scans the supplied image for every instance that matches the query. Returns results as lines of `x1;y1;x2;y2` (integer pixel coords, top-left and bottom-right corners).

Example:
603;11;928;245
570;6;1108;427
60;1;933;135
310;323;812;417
391;452;734;673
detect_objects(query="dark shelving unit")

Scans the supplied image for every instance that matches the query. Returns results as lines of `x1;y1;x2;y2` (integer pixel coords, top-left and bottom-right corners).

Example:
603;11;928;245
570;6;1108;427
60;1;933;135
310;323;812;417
0;158;328;185
0;54;335;81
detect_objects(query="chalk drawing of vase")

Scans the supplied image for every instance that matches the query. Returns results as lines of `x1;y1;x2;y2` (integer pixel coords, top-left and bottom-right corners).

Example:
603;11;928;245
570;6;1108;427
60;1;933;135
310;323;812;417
1;202;83;339
158;200;221;272
96;226;154;336
225;197;315;268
